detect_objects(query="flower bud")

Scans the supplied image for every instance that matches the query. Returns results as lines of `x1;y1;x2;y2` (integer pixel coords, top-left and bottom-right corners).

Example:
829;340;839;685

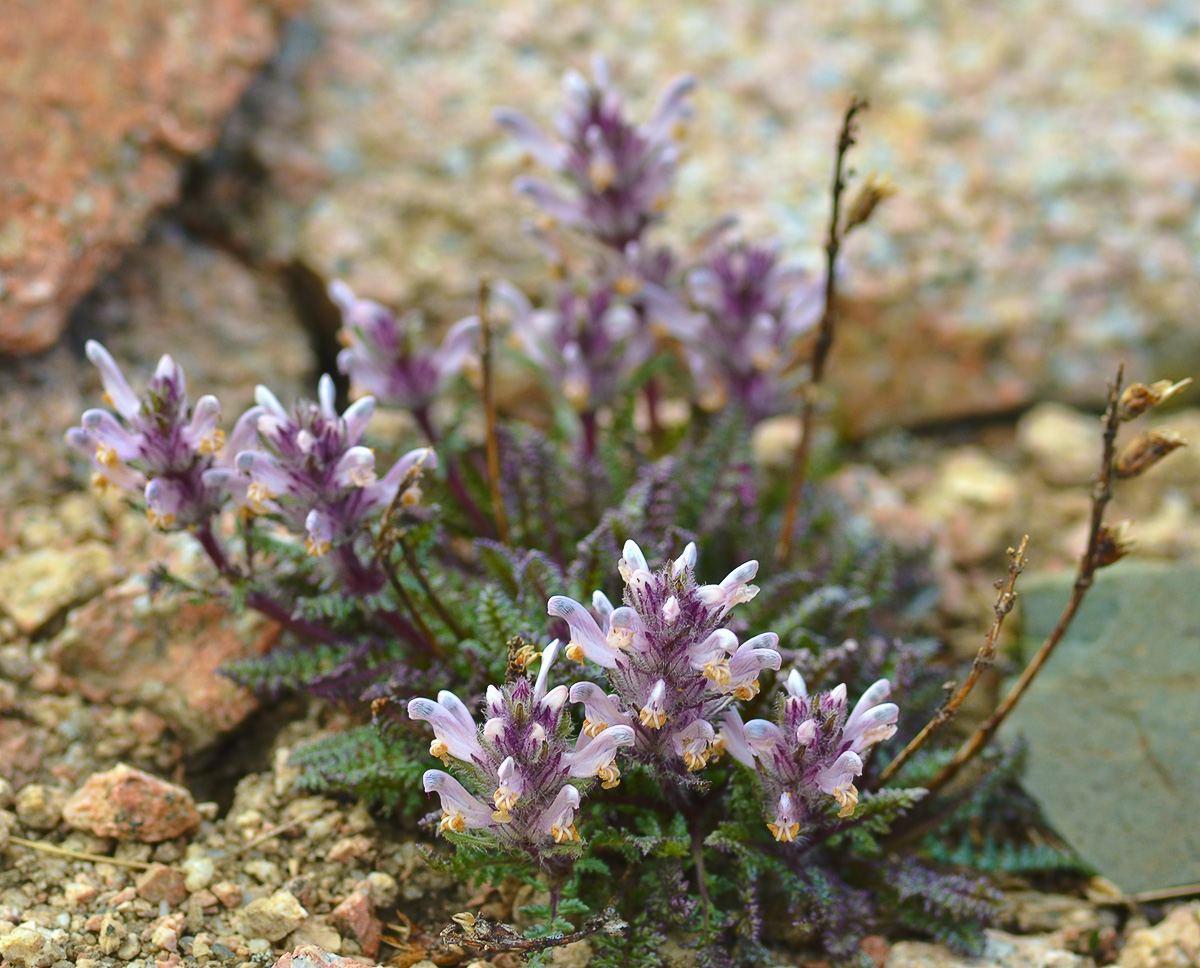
1114;430;1186;479
1117;378;1191;422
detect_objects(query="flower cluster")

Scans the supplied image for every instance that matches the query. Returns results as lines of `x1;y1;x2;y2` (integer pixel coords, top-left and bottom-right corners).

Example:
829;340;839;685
229;375;434;569
492;280;650;415
68;343;436;590
719;670;899;841
549;541;781;774
330;280;479;416
495;57;695;251
409;641;634;858
686;236;822;418
66;341;228;530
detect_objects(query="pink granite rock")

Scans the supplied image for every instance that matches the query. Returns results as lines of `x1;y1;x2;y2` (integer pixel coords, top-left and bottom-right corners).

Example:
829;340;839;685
0;0;298;353
272;943;375;968
63;764;200;842
329;889;382;960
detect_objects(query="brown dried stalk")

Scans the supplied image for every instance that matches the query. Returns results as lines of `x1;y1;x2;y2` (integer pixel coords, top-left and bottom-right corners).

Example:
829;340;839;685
776;95;868;564
920;365;1126;798
479;278;511;546
875;534;1029;788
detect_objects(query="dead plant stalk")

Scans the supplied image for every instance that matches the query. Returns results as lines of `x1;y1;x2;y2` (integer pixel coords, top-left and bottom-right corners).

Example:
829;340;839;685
776;96;868;564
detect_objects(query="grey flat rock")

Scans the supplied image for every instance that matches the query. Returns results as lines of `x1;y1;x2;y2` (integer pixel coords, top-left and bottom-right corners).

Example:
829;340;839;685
1006;561;1200;894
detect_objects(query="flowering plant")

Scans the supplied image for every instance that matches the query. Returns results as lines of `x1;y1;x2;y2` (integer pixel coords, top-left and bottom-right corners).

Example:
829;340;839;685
63;55;1185;967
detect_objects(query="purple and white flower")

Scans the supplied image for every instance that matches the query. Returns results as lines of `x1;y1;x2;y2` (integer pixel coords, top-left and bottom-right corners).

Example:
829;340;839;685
550;541;781;774
409;641;634;858
492;279;651;415
66;341;227;529
330;280;479;415
718;668;900;841
685;235;823;419
218;374;435;561
496;56;695;251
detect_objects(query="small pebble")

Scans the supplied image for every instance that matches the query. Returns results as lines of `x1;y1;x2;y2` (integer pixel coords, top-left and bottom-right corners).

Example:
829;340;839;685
14;785;68;830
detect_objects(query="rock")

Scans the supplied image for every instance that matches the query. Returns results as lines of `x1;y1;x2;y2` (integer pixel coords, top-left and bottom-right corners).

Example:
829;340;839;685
329;888;382;959
1017;403;1103;486
179;850;216;893
0;922;67;968
1006;562;1200;893
13;784;69;830
917;448;1020;565
364;872;398;910
136;864;188;907
97;914;125;956
999;892;1114;936
212;881;244;908
1118;903;1200;968
236;891;309;943
0;809;14;852
272;944;373;968
63;764;201;842
0;0;295;354
288;919;342;955
51;579;266;751
326;835;372;864
885;930;1094;968
0;543;121;635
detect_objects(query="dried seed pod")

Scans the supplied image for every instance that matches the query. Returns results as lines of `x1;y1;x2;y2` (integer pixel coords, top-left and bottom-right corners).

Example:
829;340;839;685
843;172;898;233
1114;430;1187;478
1093;521;1135;569
1117;378;1191;421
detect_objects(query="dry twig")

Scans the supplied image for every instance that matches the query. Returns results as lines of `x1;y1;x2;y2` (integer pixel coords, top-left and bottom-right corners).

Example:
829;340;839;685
8;835;152;870
920;366;1126;797
875;534;1029;788
776;96;868;564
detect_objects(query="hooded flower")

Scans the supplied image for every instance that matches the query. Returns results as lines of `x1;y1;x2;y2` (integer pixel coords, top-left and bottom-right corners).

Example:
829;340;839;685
410;641;634;861
492;279;653;415
685;235;823;418
496;56;695;251
216;374;435;567
66;341;227;529
330;280;479;414
718;668;900;841
551;541;780;775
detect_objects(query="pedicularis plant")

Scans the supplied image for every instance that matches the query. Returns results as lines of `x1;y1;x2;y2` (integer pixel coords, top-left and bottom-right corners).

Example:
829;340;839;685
67;57;1188;967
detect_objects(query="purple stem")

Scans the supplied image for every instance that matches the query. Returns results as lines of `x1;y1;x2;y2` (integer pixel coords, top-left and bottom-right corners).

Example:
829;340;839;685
193;522;345;646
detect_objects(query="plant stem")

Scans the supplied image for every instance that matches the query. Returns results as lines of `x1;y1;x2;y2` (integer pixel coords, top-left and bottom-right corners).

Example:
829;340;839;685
478;278;511;545
875;534;1029;788
399;536;469;641
412;405;494;537
920;366;1124;798
776;96;867;565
